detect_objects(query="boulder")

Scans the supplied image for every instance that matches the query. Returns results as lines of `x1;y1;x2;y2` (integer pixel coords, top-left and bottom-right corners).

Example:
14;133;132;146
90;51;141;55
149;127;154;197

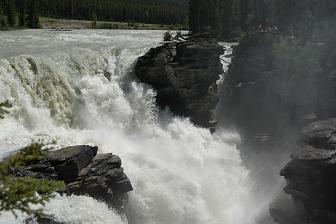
47;145;98;182
12;145;133;219
135;34;224;130
66;153;133;209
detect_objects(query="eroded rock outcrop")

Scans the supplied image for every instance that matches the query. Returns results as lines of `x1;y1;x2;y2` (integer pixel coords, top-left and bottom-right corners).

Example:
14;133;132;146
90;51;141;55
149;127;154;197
13;145;133;211
220;31;336;224
280;118;336;224
135;34;224;130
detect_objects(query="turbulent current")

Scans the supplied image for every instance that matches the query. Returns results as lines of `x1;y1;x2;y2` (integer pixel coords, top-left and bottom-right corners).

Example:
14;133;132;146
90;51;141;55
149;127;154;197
0;30;255;224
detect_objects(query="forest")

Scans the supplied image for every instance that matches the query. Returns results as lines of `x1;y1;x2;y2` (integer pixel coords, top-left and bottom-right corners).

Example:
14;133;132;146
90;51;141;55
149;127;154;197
0;0;189;28
189;0;336;39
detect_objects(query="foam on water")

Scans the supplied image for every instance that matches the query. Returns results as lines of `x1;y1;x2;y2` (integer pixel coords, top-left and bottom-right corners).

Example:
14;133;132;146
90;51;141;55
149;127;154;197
0;194;126;224
0;30;255;224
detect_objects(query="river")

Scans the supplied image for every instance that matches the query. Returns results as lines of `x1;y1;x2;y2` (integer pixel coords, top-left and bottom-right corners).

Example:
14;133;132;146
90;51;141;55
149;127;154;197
0;29;257;224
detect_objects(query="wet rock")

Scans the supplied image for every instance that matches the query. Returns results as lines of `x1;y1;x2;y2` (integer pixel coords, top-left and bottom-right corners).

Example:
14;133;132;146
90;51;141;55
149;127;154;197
280;118;336;224
47;145;98;183
300;118;336;149
269;193;305;224
26;217;64;224
13;145;133;218
135;33;224;130
66;153;133;208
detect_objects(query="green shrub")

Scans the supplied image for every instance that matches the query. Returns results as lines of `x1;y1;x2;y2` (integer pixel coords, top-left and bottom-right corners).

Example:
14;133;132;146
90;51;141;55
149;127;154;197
0;142;65;218
163;31;172;41
0;175;64;218
7;142;48;168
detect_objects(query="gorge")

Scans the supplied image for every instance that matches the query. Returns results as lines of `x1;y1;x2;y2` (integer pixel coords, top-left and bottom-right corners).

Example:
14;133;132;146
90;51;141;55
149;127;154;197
0;30;254;224
1;16;336;224
133;29;336;224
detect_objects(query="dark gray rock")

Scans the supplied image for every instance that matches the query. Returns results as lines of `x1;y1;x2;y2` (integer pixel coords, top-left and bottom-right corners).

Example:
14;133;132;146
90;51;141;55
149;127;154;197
66;153;133;209
135;34;224;130
269;193;305;224
12;145;133;222
280;118;336;224
26;217;64;224
47;145;98;183
300;118;336;149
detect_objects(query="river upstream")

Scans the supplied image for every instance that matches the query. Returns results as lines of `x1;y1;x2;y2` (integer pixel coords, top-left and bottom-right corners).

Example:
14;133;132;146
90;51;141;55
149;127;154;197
0;30;259;224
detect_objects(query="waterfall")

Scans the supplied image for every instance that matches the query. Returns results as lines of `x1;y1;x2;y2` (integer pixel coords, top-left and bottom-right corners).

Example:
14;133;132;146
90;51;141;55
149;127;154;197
0;30;255;224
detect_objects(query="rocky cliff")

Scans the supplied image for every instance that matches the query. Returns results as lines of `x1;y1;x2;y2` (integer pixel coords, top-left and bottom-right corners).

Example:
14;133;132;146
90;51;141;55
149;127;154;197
12;145;133;222
135;34;224;130
280;118;336;224
220;30;336;223
221;30;336;143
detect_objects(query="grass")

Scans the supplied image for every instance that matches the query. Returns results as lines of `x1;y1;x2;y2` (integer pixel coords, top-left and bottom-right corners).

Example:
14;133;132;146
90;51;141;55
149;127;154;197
40;17;186;30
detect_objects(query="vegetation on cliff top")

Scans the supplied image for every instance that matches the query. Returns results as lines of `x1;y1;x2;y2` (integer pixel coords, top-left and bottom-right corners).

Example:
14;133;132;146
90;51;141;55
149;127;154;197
0;102;64;218
189;0;336;40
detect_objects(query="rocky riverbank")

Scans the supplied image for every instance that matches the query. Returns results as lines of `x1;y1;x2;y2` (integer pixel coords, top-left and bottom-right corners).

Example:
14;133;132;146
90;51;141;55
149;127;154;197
279;118;336;224
11;145;133;223
220;30;336;223
135;33;224;131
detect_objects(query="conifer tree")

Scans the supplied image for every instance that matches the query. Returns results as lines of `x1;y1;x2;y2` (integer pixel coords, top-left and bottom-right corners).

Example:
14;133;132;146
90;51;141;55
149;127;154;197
26;0;39;28
5;0;16;27
17;0;26;27
0;1;5;27
0;102;65;217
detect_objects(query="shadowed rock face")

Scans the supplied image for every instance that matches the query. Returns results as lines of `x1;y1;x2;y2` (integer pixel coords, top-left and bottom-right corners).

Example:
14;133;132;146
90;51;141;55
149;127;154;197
280;118;336;224
13;145;133;212
135;34;224;130
219;31;336;224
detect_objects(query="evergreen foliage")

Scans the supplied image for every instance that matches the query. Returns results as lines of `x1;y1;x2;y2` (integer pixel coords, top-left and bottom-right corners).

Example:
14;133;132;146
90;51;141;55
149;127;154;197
0;0;189;28
26;0;40;28
189;0;336;39
163;31;172;41
18;0;26;27
38;0;188;25
0;102;64;218
0;143;65;218
5;0;16;27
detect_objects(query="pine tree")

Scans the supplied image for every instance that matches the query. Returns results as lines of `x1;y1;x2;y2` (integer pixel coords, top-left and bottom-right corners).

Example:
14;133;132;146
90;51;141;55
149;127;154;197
0;102;64;218
18;0;26;27
5;0;16;27
26;0;39;28
0;6;4;28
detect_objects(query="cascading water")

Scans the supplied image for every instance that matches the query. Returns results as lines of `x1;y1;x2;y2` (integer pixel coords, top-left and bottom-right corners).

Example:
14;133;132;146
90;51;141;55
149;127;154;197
0;30;255;224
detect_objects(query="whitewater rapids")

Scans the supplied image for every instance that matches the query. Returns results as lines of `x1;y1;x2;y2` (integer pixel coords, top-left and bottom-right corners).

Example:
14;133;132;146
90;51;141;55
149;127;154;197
0;30;254;224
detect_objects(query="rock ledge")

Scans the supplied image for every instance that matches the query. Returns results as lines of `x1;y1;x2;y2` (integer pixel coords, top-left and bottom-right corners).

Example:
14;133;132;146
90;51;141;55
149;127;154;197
279;118;336;224
14;145;133;212
135;34;224;130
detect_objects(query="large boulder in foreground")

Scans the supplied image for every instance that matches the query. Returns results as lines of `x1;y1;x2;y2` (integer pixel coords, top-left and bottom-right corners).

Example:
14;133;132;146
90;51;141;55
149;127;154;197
135;34;224;130
14;145;133;211
279;118;336;224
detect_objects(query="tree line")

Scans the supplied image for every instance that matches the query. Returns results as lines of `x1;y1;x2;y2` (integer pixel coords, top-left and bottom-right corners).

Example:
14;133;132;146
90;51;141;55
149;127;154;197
0;0;188;29
189;0;336;39
1;0;40;28
39;0;188;25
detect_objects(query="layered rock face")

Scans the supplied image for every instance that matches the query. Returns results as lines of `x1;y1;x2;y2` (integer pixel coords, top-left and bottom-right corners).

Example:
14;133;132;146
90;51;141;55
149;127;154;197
280;119;336;224
221;31;336;143
220;31;336;223
13;145;133;211
135;34;224;130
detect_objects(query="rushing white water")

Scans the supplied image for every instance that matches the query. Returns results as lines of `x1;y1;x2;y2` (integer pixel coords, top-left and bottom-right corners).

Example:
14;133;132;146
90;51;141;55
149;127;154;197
0;30;254;224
